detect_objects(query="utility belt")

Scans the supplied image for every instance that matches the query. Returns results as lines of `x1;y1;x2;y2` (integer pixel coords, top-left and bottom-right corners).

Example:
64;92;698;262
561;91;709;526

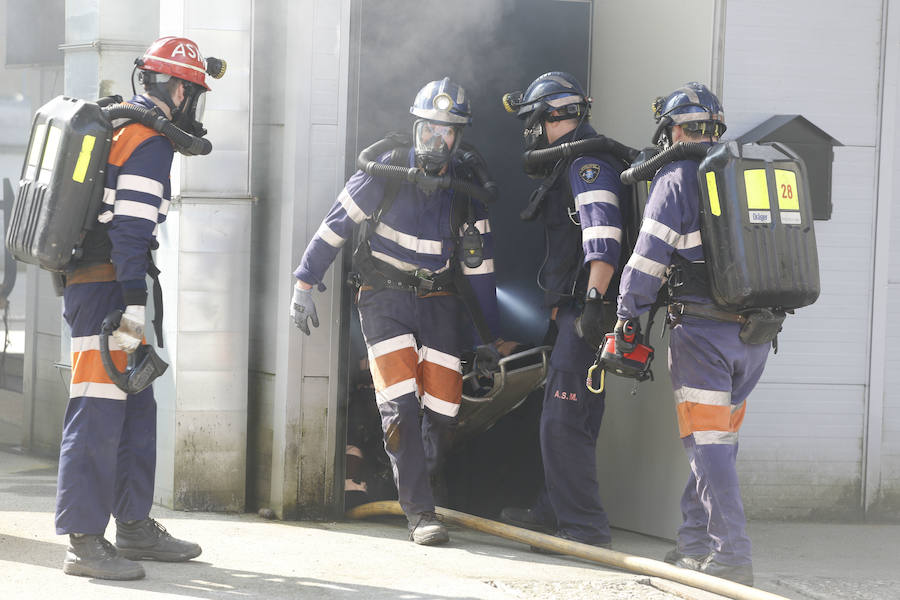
350;251;455;297
667;301;786;349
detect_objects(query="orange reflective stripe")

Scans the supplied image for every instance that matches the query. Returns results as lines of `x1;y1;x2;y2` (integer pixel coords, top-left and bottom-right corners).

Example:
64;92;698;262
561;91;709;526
419;361;462;405
109;123;164;167
71;348;127;385
676;402;731;437
370;347;418;391
729;402;747;432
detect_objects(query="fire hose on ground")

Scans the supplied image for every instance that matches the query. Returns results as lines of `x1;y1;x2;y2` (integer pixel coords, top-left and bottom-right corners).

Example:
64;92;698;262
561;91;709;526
346;501;792;600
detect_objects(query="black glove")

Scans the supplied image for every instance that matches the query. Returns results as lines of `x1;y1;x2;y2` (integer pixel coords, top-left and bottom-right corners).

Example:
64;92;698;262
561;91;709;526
613;318;640;356
474;343;501;378
579;288;616;350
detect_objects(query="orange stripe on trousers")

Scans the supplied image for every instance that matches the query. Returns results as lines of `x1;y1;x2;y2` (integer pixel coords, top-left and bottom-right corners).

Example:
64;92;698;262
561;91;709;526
71;349;128;385
676;402;732;438
419;361;462;405
370;347;419;391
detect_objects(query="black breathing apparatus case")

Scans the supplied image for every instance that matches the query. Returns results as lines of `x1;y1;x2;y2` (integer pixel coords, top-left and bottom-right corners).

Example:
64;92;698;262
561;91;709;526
697;141;819;310
7;96;112;271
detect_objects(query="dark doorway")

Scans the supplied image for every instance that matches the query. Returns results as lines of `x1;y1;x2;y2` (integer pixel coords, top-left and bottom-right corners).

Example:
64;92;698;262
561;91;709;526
344;0;592;517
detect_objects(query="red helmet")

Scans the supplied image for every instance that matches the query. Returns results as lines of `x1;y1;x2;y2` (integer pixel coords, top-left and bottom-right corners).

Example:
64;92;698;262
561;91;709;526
138;36;211;90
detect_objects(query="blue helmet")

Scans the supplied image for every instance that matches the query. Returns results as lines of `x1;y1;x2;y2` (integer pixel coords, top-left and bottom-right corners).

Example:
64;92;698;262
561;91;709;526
410;77;472;126
409;77;471;175
502;71;590;149
651;82;726;147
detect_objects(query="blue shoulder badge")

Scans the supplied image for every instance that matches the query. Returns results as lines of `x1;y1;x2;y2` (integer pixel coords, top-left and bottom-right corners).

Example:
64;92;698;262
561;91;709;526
579;163;601;184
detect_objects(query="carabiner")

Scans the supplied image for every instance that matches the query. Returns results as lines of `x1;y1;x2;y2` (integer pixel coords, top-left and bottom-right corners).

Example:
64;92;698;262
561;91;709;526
586;362;605;394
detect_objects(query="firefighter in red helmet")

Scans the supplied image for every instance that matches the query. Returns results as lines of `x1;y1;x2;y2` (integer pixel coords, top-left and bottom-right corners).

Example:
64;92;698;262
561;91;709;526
55;36;224;580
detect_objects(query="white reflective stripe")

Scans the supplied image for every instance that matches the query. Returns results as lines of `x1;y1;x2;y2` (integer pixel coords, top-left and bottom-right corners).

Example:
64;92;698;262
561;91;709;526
345;445;364;459
72;334;122;353
575;189;619;209
674;386;731;406
642;218;702;250
114;200;159;222
732;399;745;414
473;219;491;234
693;431;739;446
316;222;346;248
461;258;495;276
70;381;128;401
375;378;418;403
152;224;159;237
369;250;419;272
419;346;461;372
117;174;164;198
582;225;622;243
368;334;417;360
626;253;668;279
102;187;116;206
344;479;368;493
338;188;367;223
145;54;207;75
374;222;442;255
158;198;171;217
423;392;460;417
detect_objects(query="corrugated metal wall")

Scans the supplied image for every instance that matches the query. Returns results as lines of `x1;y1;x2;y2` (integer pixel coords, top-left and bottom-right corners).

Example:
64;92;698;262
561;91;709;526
723;0;886;518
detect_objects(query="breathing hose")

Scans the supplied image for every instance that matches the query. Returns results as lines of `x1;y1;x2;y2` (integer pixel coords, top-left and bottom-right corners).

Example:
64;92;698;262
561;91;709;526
346;501;791;600
620;142;710;185
356;135;498;204
101;103;212;156
522;135;639;170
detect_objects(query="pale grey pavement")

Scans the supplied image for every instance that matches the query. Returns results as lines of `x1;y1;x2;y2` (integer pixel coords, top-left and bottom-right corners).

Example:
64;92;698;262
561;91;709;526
1;446;898;600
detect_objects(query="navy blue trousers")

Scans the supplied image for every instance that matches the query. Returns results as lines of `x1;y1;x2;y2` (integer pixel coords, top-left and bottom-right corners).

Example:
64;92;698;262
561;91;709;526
55;281;156;535
532;303;611;544
358;288;463;517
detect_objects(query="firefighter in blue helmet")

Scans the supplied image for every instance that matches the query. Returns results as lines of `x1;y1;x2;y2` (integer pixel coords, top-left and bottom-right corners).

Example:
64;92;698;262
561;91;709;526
55;36;212;580
290;77;510;545
616;82;763;586
499;72;627;549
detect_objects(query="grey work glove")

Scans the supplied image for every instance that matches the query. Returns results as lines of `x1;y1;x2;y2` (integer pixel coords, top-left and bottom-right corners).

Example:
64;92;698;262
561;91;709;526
291;285;319;335
111;305;145;354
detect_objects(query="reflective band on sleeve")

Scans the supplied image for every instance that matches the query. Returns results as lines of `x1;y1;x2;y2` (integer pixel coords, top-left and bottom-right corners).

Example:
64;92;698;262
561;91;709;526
705;171;721;216
625;253;668;279
72;135;95;183
575;189;619;209
582;225;622;243
338;188;367;223
117;174;164;198
316;222;346;248
114;199;159;222
641;218;702;250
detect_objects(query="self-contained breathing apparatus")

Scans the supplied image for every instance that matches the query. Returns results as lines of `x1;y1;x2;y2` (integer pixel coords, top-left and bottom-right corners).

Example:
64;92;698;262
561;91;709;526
5;38;227;394
348;132;499;344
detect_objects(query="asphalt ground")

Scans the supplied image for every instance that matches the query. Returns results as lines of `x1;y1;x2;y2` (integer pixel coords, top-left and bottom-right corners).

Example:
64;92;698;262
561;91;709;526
1;447;898;600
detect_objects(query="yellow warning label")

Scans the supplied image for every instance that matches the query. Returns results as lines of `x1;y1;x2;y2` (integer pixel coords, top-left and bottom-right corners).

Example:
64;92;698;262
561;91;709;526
774;169;800;211
705;171;721;216
744;169;770;210
72;135;96;183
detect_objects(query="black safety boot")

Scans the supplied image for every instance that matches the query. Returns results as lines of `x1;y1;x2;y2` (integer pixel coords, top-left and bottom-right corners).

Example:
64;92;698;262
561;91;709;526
700;558;754;586
115;518;202;562
407;511;449;546
498;506;554;534
63;534;145;580
664;547;707;569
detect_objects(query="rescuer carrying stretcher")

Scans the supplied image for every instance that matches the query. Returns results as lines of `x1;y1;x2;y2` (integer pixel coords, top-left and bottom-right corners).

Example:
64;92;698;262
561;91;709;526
290;77;515;546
